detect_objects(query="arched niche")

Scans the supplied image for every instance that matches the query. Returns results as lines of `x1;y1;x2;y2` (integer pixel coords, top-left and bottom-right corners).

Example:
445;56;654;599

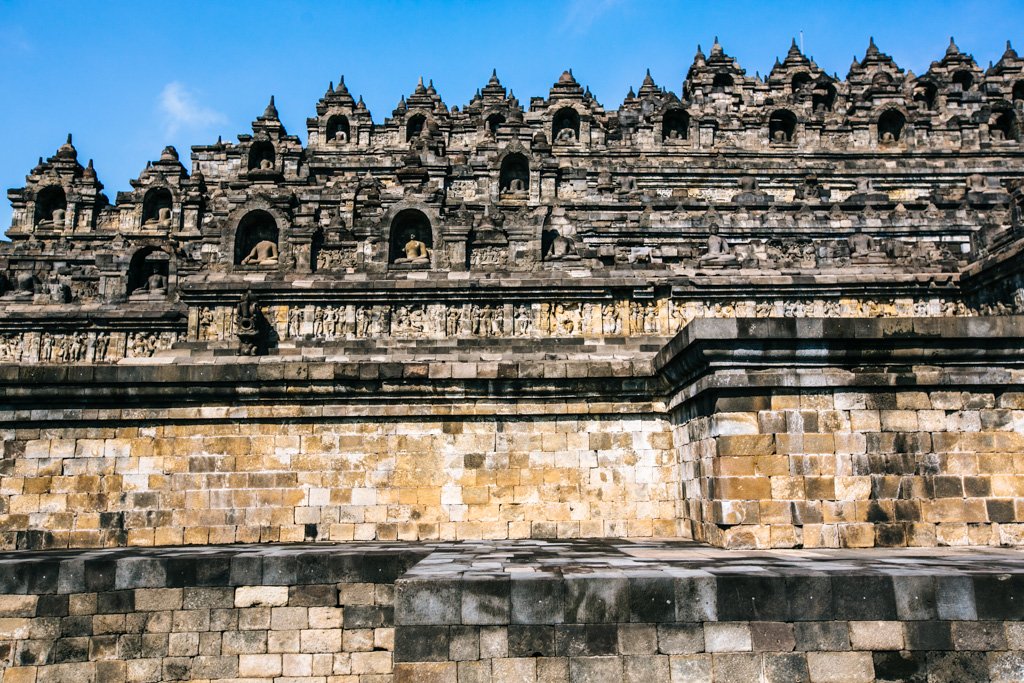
768;109;797;143
914;81;938;110
952;70;974;91
812;81;837;112
406;114;426;142
712;73;734;92
126;247;171;296
991;109;1019;142
499;153;530;194
662;109;690;140
248;141;275;171
791;73;812;93
234;210;280;266
878;109;906;144
141;187;173;227
34;185;66;227
326;115;350;144
872;72;894;87
1013;81;1024;103
485;113;506;136
389;208;433;266
552;107;580;142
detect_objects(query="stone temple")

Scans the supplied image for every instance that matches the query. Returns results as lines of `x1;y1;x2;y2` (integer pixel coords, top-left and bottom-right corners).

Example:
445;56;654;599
1;38;1024;682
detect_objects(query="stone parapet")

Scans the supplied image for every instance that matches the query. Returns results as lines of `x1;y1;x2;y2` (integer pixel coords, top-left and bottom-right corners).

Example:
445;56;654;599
2;539;1023;682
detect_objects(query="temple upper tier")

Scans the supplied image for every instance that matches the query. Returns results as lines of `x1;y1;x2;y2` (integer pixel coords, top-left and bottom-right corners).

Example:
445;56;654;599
1;38;1023;364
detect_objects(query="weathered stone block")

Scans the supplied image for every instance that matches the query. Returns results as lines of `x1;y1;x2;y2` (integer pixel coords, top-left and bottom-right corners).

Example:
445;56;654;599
807;651;873;683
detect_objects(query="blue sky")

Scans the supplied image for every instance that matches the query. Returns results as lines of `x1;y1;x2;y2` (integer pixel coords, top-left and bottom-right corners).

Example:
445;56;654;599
1;0;1021;230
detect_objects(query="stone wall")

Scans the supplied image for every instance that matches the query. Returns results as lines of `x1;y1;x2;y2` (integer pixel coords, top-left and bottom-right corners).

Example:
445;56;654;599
5;540;1024;683
0;414;681;551
3;316;1024;552
0;544;426;683
677;389;1024;549
385;540;1024;683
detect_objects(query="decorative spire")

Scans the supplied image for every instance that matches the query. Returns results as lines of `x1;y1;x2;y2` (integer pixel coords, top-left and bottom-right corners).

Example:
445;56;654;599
557;69;577;85
57;133;77;159
710;36;723;57
866;36;879;57
638;68;659;98
262;95;279;120
946;36;960;56
1004;39;1018;60
415;77;426;95
787;37;802;59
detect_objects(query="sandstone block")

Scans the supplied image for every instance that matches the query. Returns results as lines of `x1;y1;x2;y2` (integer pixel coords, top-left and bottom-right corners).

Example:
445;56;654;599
849;620;904;650
807;651;873;683
668;654;712;682
238;653;282;677
703;622;751;652
235;586;288;608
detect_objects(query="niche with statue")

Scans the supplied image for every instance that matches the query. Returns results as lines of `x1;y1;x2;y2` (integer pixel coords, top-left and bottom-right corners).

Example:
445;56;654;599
389;209;433;268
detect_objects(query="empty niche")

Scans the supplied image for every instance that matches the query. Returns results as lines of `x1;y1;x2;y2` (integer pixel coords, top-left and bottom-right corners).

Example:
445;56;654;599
951;70;974;91
406;114;426;142
712;73;734;92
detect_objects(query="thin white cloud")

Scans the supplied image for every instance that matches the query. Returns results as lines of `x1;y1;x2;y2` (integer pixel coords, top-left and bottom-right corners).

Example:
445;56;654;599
562;0;624;35
159;82;226;136
0;25;34;55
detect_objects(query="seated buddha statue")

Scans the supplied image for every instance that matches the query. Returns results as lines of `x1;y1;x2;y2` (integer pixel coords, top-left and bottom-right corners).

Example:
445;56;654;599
393;232;431;266
241;240;279;266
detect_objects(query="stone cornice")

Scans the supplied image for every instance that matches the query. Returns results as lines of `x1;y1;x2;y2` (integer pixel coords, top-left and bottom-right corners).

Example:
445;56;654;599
1;317;1023;423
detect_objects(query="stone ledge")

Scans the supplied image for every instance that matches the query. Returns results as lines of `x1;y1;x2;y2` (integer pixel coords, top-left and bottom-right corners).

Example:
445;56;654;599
2;317;1023;413
0;543;430;595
